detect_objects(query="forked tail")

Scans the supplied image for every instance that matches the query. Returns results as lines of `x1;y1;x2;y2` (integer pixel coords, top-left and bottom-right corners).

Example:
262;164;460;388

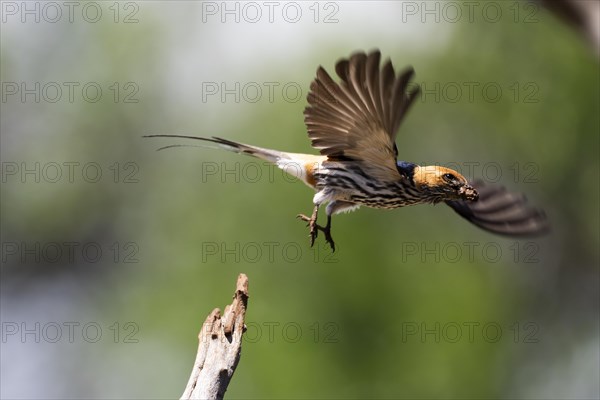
145;134;322;189
144;134;287;164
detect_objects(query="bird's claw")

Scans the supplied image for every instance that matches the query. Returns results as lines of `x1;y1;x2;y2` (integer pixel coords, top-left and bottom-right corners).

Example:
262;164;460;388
296;213;311;226
321;227;335;252
296;213;335;252
297;213;318;246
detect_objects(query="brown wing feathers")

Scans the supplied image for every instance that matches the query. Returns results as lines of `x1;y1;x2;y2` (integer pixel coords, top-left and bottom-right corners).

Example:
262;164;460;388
306;68;359;155
304;50;419;161
391;68;419;135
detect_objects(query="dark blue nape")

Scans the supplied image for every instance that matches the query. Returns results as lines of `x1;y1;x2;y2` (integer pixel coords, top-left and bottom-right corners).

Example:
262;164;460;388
396;161;416;176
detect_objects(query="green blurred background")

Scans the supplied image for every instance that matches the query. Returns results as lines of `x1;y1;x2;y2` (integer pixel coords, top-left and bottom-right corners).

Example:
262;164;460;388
1;1;598;399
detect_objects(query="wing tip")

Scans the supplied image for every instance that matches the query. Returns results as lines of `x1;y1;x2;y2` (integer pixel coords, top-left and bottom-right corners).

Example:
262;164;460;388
445;181;551;238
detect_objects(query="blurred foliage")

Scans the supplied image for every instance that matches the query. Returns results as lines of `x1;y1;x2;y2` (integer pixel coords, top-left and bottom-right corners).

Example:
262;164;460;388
1;1;598;399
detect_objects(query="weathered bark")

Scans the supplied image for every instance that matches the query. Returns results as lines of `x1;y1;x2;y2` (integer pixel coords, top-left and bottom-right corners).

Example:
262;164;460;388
181;274;249;400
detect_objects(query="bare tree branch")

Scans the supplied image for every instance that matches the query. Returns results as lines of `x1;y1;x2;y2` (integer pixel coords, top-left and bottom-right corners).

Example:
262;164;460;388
181;273;249;400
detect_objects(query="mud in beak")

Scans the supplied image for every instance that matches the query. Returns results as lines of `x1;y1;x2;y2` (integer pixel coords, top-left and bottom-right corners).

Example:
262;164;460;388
459;184;479;201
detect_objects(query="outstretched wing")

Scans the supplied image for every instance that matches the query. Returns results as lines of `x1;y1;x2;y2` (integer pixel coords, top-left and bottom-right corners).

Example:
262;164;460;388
445;180;550;236
304;50;420;181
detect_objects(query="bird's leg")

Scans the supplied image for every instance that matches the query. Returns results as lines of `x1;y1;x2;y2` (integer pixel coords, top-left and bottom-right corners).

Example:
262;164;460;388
319;215;335;252
296;206;335;252
297;205;320;247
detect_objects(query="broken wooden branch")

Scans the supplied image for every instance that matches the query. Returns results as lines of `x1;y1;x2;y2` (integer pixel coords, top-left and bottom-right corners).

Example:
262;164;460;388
181;273;249;400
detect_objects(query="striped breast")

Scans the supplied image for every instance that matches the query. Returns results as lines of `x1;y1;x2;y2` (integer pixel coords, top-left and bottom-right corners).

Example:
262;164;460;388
311;161;426;209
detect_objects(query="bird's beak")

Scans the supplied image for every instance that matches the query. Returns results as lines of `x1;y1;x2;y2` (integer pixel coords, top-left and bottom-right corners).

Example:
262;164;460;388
459;184;479;201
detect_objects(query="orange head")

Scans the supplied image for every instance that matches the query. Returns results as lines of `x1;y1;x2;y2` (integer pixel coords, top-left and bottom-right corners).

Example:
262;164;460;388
412;165;478;203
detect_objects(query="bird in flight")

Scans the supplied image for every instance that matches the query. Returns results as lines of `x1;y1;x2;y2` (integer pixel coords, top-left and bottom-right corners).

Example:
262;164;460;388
146;50;549;251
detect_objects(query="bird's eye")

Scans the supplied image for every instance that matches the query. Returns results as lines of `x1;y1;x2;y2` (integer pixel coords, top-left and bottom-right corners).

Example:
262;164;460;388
443;173;457;182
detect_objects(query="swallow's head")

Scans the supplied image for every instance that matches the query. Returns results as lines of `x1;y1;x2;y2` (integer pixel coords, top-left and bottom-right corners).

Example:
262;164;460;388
413;165;478;202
